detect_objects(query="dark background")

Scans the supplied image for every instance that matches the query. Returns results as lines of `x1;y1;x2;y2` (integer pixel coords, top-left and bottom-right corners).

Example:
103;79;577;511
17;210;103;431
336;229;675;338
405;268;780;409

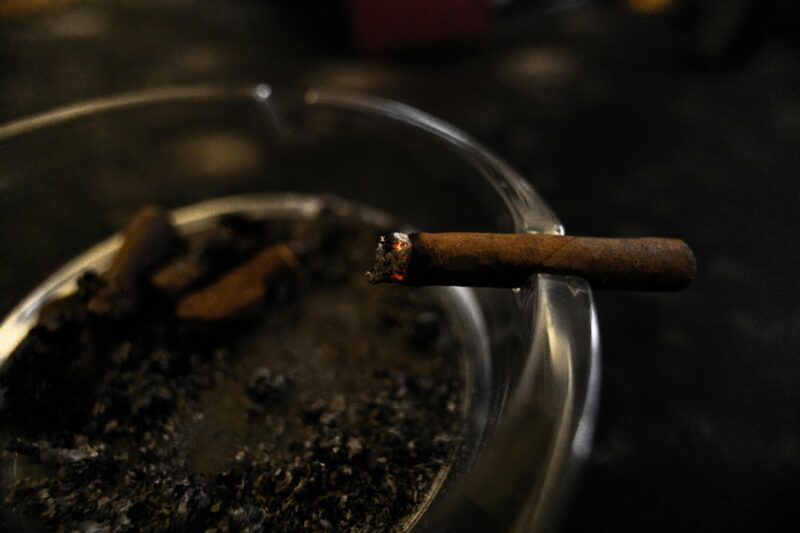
1;1;798;531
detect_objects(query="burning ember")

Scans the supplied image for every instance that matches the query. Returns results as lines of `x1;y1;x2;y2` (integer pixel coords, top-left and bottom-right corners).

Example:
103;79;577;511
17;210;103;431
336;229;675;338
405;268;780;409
365;232;412;284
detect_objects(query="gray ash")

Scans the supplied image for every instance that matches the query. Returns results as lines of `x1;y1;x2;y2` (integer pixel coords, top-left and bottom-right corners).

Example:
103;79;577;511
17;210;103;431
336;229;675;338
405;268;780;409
246;368;293;412
0;207;464;532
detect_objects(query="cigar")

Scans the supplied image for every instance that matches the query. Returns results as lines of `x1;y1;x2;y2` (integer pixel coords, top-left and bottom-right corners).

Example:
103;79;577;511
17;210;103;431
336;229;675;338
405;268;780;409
366;232;696;291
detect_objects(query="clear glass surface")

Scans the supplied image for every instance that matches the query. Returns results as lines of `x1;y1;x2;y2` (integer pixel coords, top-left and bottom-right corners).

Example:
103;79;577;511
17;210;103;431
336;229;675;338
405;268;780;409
0;84;599;532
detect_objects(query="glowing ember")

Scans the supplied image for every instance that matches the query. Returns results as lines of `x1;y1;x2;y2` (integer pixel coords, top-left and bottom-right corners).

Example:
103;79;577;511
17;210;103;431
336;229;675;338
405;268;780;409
366;232;412;284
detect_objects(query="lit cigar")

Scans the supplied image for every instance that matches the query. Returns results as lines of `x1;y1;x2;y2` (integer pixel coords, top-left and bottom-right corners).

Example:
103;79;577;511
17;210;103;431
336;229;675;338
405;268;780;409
366;232;696;291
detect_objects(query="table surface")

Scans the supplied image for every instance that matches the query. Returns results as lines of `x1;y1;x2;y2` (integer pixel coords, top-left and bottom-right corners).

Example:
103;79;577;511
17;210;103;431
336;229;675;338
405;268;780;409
1;2;798;531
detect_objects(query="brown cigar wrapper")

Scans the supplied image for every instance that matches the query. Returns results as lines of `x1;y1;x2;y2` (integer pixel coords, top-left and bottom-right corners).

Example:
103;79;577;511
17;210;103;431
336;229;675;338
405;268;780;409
404;233;696;291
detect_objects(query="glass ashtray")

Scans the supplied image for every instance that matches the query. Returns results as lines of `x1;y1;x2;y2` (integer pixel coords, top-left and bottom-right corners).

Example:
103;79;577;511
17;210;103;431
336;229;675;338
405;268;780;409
0;84;599;532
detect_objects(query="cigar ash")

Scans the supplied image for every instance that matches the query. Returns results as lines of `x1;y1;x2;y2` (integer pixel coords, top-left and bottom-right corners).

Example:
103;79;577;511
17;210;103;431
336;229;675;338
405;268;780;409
366;232;412;284
0;201;465;532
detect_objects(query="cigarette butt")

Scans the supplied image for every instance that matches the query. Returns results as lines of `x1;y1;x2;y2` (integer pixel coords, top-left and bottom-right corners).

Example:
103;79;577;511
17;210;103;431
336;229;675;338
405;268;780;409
177;244;297;321
89;206;178;316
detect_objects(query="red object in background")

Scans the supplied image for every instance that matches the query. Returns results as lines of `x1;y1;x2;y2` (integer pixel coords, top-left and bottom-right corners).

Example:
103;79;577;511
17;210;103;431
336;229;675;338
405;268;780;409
352;0;489;53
